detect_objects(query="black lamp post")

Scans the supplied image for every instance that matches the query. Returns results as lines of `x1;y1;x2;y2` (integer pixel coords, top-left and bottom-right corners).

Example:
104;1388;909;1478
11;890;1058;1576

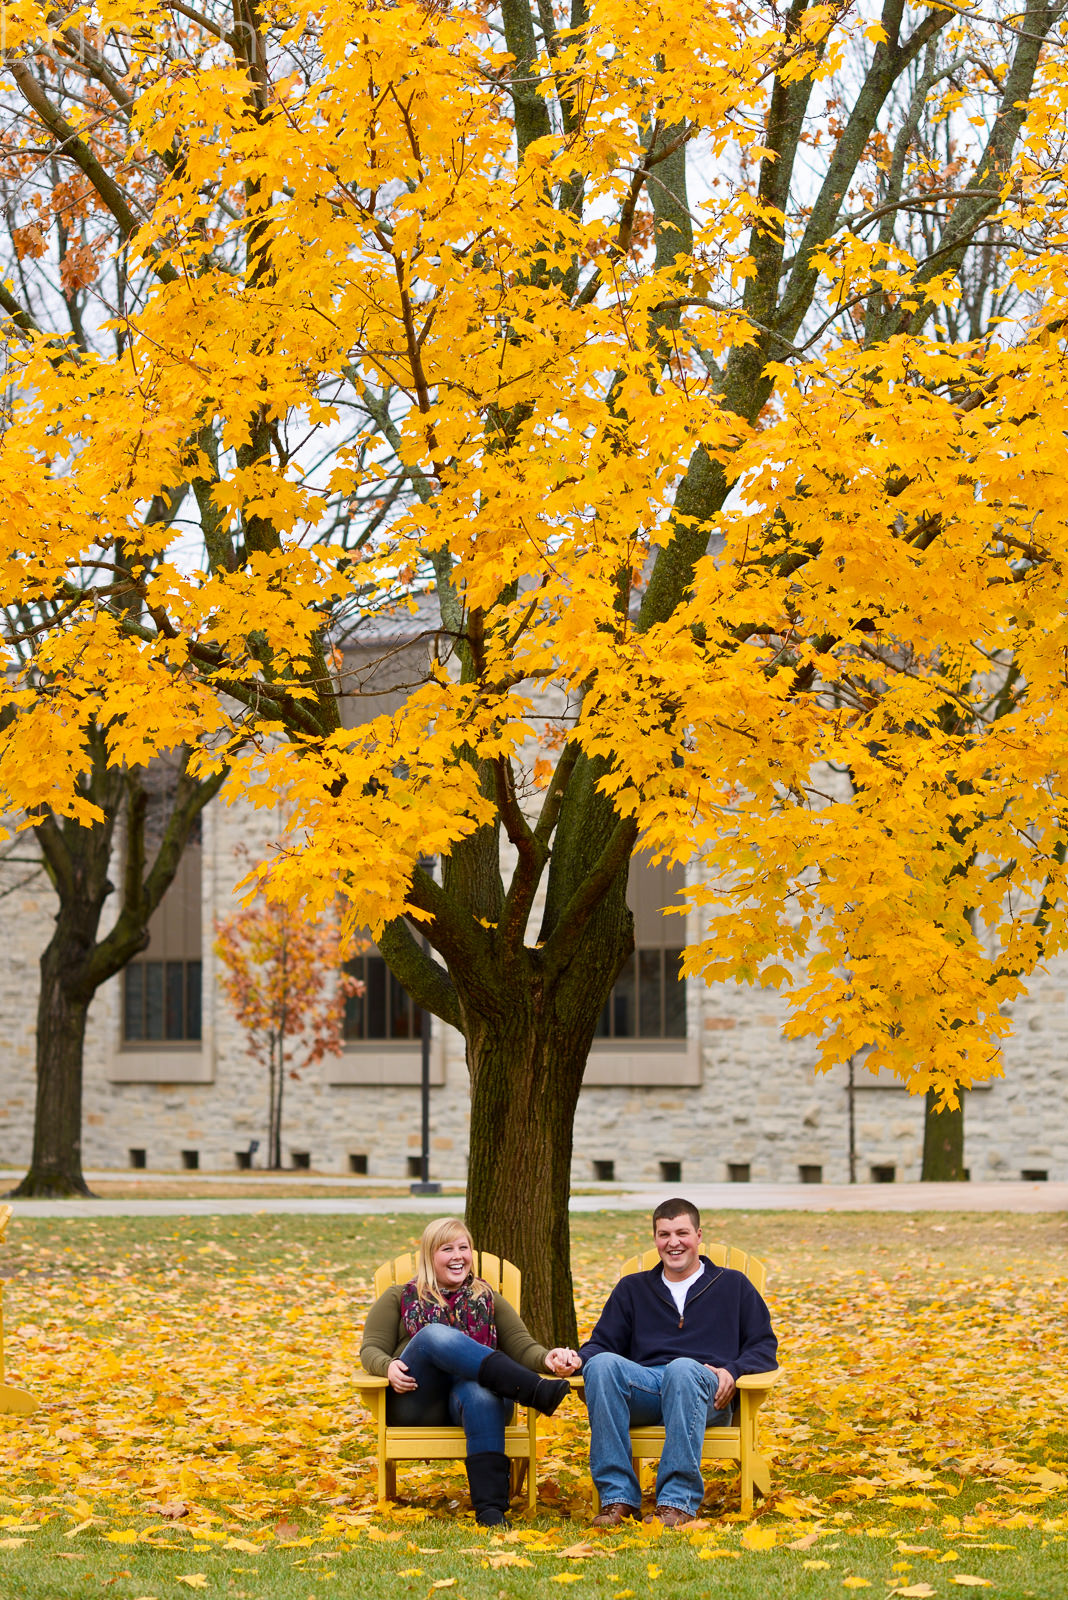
410;855;441;1196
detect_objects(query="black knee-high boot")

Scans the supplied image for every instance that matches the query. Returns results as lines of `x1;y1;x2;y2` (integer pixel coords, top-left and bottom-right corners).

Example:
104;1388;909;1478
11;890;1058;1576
477;1351;570;1416
465;1450;512;1526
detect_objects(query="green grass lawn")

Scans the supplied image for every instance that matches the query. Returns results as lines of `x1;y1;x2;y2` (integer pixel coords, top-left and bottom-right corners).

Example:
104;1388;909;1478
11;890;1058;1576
1;1210;1066;1599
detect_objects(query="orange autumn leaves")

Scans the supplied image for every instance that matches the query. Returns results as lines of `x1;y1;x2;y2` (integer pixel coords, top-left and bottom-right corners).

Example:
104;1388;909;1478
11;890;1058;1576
1;1230;1066;1541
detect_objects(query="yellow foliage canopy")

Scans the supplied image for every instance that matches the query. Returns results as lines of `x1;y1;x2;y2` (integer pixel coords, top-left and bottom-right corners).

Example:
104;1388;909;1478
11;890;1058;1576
1;0;1068;1103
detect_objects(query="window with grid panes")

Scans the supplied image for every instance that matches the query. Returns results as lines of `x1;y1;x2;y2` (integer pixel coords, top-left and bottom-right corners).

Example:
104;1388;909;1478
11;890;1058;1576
594;858;687;1040
123;772;203;1044
343;947;424;1041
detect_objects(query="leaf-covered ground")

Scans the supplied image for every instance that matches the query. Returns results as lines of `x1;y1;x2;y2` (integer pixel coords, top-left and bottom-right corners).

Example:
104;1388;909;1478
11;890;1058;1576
1;1211;1066;1599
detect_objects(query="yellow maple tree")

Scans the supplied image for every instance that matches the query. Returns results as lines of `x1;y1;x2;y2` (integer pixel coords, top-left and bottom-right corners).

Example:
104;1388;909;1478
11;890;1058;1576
2;0;1068;1332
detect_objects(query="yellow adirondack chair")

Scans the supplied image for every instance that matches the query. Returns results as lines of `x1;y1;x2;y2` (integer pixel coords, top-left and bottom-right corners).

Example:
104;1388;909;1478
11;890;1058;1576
0;1204;36;1416
580;1242;780;1517
354;1251;539;1513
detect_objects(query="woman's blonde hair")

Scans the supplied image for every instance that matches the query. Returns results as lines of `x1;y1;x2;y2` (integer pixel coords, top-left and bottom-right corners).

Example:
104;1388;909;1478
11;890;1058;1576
414;1216;492;1307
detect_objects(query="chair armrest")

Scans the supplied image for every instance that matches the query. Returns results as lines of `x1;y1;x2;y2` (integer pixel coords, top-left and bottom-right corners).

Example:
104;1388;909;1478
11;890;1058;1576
353;1373;390;1391
736;1369;781;1390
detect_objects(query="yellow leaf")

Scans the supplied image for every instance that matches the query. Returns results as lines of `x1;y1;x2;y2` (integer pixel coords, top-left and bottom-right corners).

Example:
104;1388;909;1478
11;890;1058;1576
742;1525;778;1550
176;1579;209;1590
647;1565;661;1579
430;1584;457;1592
105;1530;140;1544
803;1560;831;1570
889;1587;937;1598
0;1539;26;1549
552;1577;584;1585
222;1539;263;1554
951;1581;993;1589
843;1581;872;1590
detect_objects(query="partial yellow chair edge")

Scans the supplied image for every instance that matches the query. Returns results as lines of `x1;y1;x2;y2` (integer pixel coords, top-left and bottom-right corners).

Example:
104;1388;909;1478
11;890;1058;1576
354;1251;539;1514
0;1204;37;1416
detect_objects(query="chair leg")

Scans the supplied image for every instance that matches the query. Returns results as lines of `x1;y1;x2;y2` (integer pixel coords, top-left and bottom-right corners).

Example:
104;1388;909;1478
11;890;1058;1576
385;1461;397;1501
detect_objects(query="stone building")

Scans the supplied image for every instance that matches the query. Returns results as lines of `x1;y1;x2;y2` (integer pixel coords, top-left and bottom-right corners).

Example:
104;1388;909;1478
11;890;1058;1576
1;636;1065;1184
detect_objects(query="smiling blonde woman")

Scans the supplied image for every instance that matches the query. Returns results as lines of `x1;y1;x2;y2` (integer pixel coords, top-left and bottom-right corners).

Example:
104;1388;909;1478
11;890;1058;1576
360;1217;581;1524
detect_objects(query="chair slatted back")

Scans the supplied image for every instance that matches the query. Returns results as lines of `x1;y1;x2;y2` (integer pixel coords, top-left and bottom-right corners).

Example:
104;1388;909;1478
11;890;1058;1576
374;1251;521;1310
620;1243;767;1295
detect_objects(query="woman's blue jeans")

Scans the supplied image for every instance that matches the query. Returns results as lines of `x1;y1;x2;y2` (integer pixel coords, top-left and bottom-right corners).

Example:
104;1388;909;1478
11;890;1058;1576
384;1324;512;1454
583;1352;731;1514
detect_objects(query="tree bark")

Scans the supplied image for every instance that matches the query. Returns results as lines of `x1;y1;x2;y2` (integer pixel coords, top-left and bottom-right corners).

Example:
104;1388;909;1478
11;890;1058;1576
11;922;95;1197
464;996;594;1347
921;1088;966;1181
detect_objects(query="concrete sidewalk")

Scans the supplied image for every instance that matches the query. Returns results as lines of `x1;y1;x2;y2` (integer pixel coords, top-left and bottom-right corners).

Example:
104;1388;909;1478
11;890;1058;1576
2;1179;1064;1218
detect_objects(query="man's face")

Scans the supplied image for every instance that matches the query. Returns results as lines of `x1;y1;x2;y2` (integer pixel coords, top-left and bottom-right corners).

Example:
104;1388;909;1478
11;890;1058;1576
654;1213;702;1280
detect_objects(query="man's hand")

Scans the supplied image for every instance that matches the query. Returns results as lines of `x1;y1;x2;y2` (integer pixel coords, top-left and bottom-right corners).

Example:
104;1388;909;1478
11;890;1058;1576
545;1347;582;1375
387;1359;418;1393
705;1364;736;1409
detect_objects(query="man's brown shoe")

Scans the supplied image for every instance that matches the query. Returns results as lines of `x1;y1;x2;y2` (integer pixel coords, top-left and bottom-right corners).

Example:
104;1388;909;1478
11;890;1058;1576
642;1505;695;1528
590;1503;641;1528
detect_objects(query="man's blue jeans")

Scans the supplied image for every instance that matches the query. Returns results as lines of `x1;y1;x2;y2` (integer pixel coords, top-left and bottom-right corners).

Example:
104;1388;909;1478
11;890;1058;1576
584;1352;731;1514
384;1324;512;1454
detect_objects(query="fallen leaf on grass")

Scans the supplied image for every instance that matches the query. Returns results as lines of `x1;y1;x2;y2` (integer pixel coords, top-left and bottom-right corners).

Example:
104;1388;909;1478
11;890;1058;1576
842;1580;872;1589
558;1542;604;1559
551;1577;583;1585
487;1554;532;1569
888;1586;937;1598
366;1527;403;1542
697;1549;740;1561
397;1568;422;1577
741;1525;778;1550
274;1522;300;1540
790;1531;824;1549
430;1582;457;1591
951;1581;992;1589
802;1560;830;1570
223;1539;264;1553
105;1530;140;1544
0;1539;26;1549
147;1501;191;1519
176;1577;209;1590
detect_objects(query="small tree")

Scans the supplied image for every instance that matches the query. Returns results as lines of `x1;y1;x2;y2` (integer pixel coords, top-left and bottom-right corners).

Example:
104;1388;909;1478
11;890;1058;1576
215;903;360;1170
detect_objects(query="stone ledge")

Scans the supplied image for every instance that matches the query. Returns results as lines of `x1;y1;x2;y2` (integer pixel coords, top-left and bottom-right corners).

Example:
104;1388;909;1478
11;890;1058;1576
108;1048;213;1084
583;1037;701;1087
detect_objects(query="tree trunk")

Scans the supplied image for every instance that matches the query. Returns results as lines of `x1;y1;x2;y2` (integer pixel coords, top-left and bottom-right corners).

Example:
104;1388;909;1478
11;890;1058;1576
921;1088;966;1180
9;924;94;1197
465;1000;592;1347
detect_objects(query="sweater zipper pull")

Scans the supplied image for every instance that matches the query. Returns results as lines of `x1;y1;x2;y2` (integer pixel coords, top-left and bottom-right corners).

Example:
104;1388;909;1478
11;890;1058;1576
678;1316;684;1329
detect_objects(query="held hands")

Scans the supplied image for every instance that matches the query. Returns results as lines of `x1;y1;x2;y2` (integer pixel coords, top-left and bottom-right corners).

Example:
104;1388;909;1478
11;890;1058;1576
387;1359;418;1393
704;1364;736;1409
544;1347;582;1376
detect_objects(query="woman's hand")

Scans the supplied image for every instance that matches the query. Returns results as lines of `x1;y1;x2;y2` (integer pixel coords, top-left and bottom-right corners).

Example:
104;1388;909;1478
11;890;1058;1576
387;1359;418;1393
544;1347;582;1376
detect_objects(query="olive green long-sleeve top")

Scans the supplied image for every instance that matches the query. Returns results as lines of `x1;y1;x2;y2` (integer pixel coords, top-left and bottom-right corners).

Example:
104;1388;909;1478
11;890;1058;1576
360;1284;550;1377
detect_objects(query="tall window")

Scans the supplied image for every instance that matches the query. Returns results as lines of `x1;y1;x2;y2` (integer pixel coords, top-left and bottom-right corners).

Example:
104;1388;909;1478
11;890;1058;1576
123;773;203;1043
594;859;686;1041
344;949;423;1041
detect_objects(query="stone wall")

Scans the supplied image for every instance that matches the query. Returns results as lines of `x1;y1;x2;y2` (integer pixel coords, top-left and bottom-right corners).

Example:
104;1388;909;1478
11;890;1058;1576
1;782;1065;1184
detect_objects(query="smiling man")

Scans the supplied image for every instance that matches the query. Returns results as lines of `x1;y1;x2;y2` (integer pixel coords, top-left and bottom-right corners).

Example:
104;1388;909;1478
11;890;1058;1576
578;1198;778;1528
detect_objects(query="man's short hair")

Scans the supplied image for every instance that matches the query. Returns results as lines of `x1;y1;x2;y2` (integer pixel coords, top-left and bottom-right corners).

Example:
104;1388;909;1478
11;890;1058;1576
652;1197;700;1231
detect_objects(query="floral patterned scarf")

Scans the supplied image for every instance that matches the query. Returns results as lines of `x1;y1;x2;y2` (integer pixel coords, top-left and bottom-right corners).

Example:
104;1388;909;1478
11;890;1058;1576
399;1274;497;1349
